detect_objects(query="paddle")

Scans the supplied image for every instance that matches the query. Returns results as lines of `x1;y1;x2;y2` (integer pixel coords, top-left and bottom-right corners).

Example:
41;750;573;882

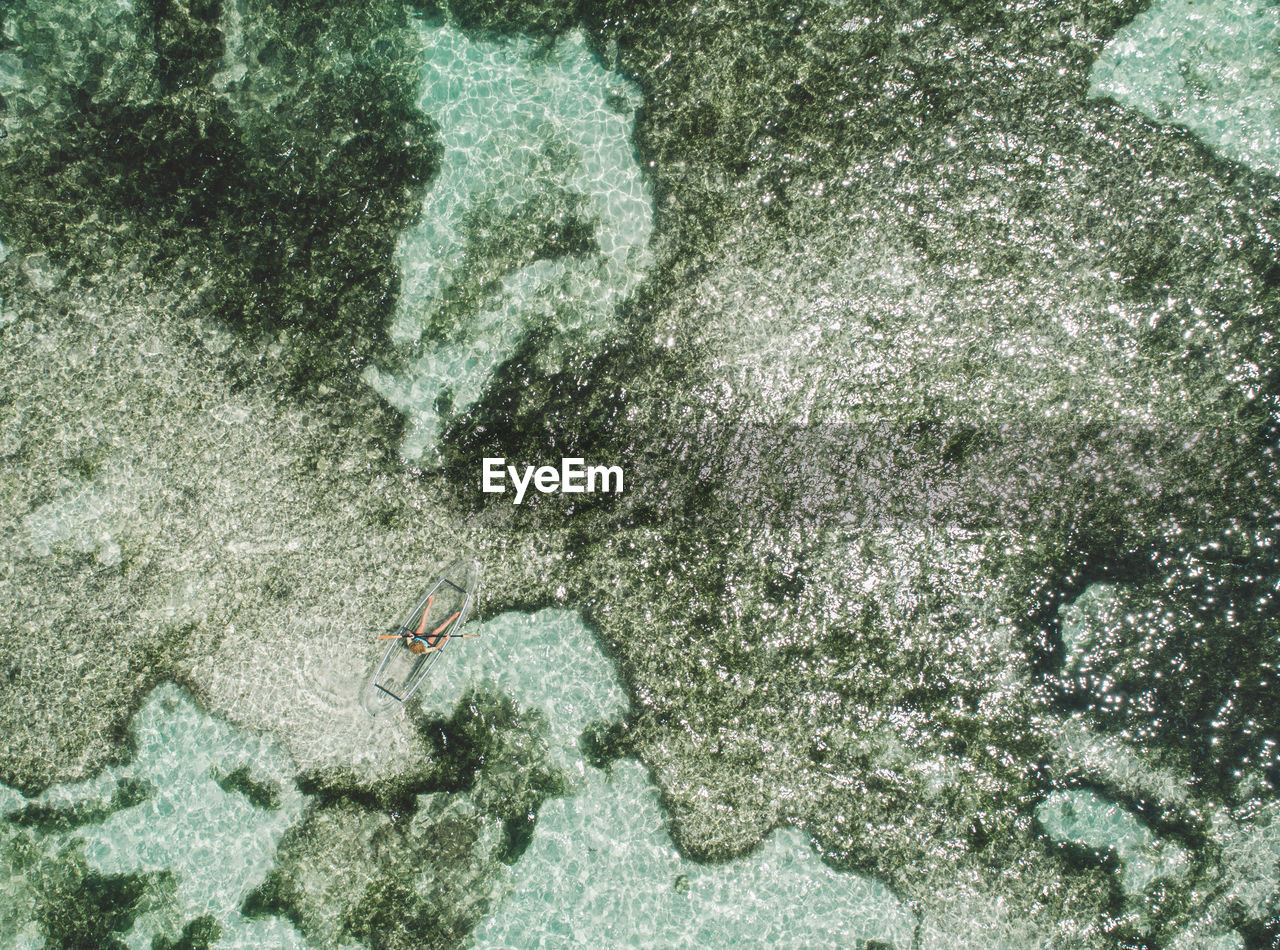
396;614;469;655
427;611;460;638
377;611;461;641
377;632;482;640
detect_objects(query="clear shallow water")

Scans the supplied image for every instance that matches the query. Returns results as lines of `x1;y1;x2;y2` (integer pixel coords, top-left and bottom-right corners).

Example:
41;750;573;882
0;0;1278;948
411;609;630;773
365;21;653;460
2;611;923;950
0;686;310;949
1093;0;1280;175
1037;788;1190;896
474;761;917;950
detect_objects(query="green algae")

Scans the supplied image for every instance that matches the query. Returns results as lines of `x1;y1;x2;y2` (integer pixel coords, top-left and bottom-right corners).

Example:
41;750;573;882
1051;558;1280;795
579;719;633;771
5;777;153;834
438;0;1280;942
446;0;578;40
238;863;306;924
212;764;281;810
18;839;174;950
244;799;499;950
151;915;222;950
239;799;379;943
346;875;457;950
0;685;310;948
471;760;921;950
1;0;1278;946
249;688;566;947
0;0;443;788
419;189;600;345
295;689;564;817
365;19;652;459
416;691;567;821
0;0;441;398
40;868;166;950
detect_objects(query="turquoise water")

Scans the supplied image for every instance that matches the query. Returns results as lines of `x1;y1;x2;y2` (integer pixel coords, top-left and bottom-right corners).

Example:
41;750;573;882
1093;0;1280;175
1;613;920;948
2;0;1279;947
0;687;309;949
473;761;917;950
365;22;652;461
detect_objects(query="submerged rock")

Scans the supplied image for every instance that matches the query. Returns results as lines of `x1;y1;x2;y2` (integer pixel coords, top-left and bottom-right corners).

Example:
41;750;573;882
3;778;153;835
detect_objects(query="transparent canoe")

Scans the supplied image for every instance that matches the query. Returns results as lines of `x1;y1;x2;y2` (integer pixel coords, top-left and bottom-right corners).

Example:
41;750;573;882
361;558;481;717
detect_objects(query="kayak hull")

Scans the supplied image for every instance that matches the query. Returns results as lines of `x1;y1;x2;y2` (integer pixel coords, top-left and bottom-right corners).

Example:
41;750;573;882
360;558;481;717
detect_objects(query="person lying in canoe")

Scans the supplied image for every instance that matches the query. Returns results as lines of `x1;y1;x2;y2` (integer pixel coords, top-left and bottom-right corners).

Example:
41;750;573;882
380;594;460;655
